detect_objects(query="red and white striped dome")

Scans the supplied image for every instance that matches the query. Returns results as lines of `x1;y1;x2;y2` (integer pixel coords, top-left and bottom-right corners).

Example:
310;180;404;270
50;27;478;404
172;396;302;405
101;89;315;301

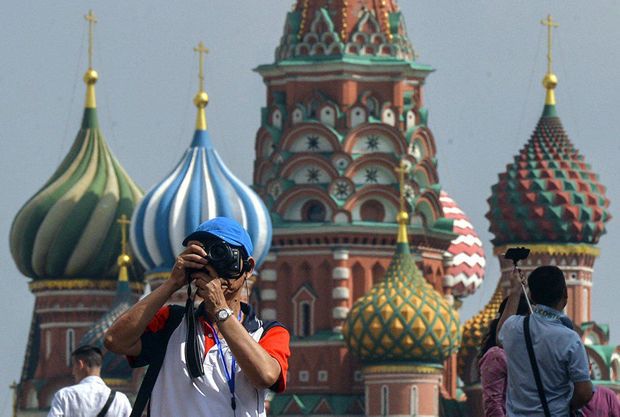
440;191;486;297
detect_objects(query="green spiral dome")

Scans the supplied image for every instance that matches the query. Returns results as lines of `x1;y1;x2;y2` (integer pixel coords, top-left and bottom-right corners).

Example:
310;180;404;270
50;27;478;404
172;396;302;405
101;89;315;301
10;99;143;280
343;242;461;364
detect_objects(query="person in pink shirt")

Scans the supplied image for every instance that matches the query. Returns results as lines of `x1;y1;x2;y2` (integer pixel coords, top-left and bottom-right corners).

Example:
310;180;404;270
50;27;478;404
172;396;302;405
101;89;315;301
478;295;529;417
581;384;620;416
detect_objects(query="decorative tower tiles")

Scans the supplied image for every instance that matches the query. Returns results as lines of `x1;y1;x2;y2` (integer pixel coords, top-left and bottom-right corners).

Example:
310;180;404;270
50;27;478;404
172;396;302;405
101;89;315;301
254;4;487;412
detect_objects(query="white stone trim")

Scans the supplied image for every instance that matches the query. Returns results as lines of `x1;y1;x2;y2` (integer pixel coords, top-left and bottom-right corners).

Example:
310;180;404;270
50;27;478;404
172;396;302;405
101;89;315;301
332;287;349;299
332;267;350;280
261;308;276;320
332;307;350;319
261;289;277;301
333;249;349;260
264;253;278;262
260;269;277;282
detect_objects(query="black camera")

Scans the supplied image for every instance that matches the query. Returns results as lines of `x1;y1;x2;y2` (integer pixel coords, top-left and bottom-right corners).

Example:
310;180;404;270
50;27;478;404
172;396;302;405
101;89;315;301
189;239;248;279
504;247;530;264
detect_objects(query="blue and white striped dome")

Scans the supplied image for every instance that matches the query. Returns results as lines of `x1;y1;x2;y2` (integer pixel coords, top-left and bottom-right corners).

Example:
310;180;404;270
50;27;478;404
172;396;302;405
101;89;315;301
130;128;272;275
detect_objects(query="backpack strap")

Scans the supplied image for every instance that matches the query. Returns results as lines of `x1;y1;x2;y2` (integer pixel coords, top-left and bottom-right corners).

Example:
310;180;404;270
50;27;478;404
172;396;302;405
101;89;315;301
96;390;116;417
130;306;185;417
524;315;552;417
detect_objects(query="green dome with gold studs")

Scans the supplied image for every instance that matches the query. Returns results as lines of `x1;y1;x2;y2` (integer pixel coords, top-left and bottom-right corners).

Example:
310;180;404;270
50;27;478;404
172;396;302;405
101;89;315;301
343;164;460;364
343;241;461;363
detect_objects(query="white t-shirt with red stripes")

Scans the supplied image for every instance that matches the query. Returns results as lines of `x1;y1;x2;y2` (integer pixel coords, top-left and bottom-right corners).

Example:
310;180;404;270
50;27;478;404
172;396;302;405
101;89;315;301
131;303;290;417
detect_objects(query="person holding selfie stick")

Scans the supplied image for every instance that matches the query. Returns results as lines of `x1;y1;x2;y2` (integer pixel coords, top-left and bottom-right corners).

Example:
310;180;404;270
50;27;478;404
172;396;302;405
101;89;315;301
105;217;290;417
497;263;592;417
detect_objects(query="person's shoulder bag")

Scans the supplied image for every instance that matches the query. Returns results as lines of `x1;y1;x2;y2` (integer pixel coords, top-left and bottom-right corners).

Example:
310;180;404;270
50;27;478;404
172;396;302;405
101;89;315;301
97;390;117;417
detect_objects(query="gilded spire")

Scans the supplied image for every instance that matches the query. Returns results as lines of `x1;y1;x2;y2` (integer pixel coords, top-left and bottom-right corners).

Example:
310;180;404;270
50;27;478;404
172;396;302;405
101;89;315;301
541;14;559;106
193;41;210;131
83;10;98;109
116;214;131;282
394;159;410;244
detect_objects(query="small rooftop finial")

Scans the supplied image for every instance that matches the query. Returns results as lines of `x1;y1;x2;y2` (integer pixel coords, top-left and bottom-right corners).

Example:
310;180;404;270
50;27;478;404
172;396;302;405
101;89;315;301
116;214;131;282
193;41;210;130
83;10;98;108
540;14;559;106
394;159;410;244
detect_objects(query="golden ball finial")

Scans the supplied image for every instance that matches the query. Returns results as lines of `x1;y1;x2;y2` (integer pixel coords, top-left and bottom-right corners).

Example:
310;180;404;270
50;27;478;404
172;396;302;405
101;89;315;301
83;69;99;85
542;73;558;89
117;254;131;267
194;91;209;108
397;211;409;224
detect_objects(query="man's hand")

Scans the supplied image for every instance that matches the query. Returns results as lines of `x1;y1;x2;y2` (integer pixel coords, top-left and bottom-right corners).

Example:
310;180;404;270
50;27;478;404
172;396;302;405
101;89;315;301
496;268;525;345
194;267;229;320
510;268;526;294
169;243;209;290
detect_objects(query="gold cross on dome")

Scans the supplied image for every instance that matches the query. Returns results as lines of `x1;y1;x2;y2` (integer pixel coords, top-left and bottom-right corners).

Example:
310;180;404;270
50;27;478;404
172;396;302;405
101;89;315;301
194;41;209;92
84;10;98;69
117;214;131;256
540;14;559;74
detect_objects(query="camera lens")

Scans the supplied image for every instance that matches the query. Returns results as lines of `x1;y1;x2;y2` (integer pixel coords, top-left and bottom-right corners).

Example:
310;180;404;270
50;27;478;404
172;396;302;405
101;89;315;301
208;242;230;262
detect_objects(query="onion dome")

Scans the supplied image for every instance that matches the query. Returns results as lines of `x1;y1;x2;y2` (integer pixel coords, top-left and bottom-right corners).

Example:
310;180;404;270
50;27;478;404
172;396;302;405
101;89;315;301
440;191;486;297
343;162;460;364
276;0;415;62
9;24;143;281
80;215;135;379
457;282;505;384
487;41;610;247
131;43;272;277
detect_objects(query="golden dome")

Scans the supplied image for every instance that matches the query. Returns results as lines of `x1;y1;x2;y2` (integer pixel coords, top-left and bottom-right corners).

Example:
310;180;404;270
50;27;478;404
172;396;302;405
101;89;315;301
457;280;505;384
343;242;461;364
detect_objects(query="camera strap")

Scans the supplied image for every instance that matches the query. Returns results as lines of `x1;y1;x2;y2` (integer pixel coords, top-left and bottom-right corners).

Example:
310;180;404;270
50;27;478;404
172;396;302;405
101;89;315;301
185;276;205;379
206;311;242;412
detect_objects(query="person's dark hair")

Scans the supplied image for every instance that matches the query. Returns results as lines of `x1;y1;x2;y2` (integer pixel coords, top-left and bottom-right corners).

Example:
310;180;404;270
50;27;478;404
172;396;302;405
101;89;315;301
478;294;529;360
71;345;103;368
528;265;566;307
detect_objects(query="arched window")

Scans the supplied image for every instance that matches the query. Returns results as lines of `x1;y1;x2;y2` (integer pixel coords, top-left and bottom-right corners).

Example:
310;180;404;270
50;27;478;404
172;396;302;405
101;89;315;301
350;106;366;127
46;331;52;359
360;199;385;222
300;302;311;337
292;108;304;124
372;263;386;285
66;329;75;367
410;386;419;415
381;385;389;416
302;200;327;222
406;110;416;130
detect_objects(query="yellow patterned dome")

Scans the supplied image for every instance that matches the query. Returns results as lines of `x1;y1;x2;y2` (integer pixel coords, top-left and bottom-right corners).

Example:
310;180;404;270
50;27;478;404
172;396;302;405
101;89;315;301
457;281;505;384
343;240;461;364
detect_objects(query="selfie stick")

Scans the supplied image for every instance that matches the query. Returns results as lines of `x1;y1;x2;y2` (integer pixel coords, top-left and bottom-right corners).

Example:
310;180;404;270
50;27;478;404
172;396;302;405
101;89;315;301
511;261;534;314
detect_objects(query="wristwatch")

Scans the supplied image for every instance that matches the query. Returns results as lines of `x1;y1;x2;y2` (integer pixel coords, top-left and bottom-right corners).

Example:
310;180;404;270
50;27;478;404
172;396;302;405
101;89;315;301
215;307;234;323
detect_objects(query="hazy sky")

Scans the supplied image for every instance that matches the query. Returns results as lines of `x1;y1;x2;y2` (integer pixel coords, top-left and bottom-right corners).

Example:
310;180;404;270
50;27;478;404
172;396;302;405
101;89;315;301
1;1;618;414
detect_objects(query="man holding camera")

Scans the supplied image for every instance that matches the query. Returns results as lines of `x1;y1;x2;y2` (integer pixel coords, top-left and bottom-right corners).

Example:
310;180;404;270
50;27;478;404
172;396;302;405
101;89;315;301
497;265;592;416
105;217;290;417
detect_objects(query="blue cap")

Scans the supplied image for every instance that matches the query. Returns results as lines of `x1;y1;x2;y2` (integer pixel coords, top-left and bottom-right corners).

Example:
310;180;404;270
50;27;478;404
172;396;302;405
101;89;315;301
182;217;253;257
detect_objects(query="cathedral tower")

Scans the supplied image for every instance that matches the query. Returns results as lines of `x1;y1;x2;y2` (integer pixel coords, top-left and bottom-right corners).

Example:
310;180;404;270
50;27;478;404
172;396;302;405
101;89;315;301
253;1;485;412
9;12;144;411
459;16;614;414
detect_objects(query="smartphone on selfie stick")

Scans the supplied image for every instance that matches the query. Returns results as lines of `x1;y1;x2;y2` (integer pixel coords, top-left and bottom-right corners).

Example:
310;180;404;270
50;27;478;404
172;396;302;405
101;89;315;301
504;247;534;313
